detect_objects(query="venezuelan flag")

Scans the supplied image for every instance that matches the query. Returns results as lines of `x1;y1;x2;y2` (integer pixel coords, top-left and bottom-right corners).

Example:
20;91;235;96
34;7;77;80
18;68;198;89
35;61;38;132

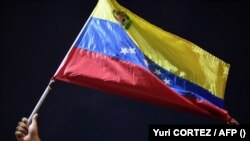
53;0;231;122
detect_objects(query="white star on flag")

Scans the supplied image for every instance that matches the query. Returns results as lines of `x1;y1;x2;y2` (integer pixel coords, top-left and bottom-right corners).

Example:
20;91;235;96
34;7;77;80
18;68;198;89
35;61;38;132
120;47;129;55
129;47;136;54
144;59;149;67
163;78;170;85
154;69;161;76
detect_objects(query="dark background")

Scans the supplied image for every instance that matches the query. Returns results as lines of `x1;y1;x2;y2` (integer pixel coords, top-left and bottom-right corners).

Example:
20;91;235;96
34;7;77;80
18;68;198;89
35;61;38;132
1;0;250;140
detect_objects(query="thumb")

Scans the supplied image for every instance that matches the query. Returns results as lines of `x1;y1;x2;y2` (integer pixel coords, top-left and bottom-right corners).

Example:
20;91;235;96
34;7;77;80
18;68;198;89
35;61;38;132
29;114;39;136
31;114;39;126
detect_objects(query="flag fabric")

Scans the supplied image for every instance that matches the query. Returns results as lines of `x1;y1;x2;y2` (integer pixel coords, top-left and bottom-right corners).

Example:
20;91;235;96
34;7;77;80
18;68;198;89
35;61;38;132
53;0;231;122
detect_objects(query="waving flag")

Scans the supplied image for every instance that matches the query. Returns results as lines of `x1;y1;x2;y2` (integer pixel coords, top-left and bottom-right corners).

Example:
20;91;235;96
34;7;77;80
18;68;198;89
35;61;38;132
53;0;231;122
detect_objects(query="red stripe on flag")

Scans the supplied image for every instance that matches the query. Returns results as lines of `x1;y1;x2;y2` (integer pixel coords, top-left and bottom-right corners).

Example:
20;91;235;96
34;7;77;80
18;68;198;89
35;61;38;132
53;47;231;122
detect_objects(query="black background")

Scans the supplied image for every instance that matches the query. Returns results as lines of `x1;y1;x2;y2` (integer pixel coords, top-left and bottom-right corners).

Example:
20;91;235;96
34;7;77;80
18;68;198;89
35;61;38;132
1;0;250;140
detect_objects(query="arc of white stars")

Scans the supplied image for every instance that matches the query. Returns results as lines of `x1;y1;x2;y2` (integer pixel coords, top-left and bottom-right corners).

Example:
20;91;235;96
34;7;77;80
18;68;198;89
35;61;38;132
154;69;161;76
120;47;129;55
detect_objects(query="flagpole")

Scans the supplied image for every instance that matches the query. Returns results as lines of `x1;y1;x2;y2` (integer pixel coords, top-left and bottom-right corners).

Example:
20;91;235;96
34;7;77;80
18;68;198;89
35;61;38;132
28;80;55;123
